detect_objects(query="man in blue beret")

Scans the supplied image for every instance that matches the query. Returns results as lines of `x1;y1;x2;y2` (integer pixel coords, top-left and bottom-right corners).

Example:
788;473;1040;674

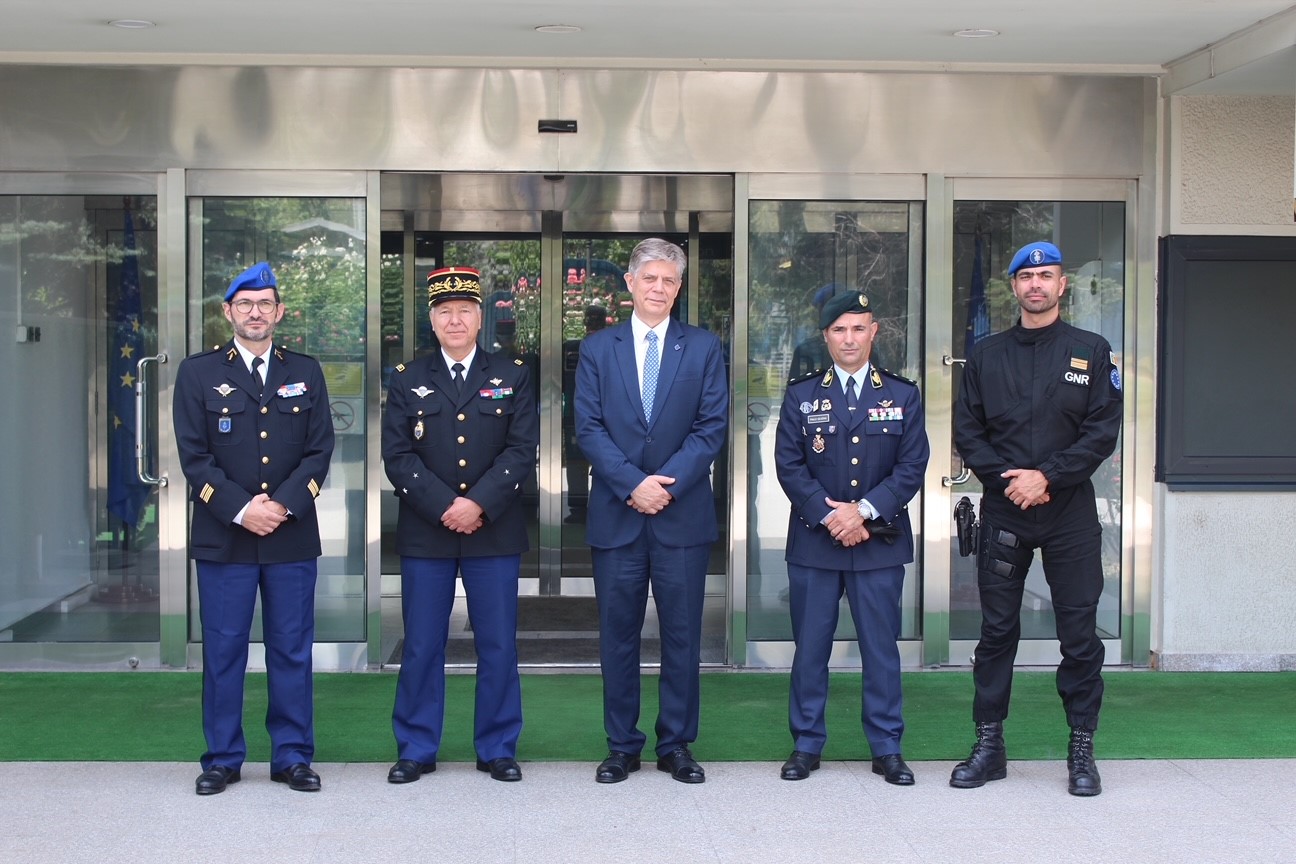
173;261;335;795
951;240;1122;796
774;290;929;784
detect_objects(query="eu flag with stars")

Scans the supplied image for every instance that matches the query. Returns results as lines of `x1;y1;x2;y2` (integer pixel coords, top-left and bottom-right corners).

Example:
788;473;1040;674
964;232;990;357
107;209;149;529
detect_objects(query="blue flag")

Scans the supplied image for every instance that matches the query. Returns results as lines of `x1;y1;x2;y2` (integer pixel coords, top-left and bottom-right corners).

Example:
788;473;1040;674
107;210;149;530
964;233;990;357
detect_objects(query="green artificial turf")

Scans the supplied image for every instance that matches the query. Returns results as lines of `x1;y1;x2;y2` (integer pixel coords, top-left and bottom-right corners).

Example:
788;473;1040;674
1;670;1292;763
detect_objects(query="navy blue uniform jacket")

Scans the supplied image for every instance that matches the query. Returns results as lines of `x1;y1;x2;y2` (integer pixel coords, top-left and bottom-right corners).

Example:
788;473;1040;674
776;366;929;570
382;350;538;558
173;342;334;563
574;318;728;550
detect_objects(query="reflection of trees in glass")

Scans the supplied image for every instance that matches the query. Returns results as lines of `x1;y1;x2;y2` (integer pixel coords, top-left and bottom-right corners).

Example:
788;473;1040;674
197;198;366;360
748;201;913;382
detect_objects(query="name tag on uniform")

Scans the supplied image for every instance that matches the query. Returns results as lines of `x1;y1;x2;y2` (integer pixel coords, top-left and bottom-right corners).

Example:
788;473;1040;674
277;382;308;398
479;387;514;399
807;413;830;424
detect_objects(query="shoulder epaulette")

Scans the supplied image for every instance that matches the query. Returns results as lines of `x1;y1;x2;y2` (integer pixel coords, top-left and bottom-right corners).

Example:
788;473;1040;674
788;368;826;386
878;367;917;386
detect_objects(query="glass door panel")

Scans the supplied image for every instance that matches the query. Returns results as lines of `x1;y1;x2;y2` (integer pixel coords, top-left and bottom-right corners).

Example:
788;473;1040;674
0;194;162;644
189;197;368;644
746;200;925;645
948;200;1124;650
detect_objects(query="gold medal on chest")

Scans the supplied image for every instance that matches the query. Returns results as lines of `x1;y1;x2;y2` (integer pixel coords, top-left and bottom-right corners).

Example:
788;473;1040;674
812;433;826;454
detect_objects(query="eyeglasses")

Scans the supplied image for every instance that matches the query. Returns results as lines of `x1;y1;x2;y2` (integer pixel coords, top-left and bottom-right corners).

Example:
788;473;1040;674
230;299;280;314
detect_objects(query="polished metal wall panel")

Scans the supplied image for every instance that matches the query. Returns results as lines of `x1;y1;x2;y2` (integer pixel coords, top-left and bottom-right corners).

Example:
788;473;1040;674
0;66;1146;177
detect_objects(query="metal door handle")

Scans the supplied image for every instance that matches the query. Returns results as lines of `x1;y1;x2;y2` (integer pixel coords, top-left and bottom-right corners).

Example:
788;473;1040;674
942;354;966;367
135;353;169;487
942;467;971;487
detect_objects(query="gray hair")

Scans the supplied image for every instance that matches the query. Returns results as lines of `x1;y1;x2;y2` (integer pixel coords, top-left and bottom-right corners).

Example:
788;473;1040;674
627;237;686;277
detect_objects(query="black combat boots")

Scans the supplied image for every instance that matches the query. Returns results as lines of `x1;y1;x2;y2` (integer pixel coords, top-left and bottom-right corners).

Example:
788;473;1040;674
949;720;1008;788
1066;728;1102;796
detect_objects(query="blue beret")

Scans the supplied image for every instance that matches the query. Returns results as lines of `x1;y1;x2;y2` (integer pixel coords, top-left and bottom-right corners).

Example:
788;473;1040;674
1008;242;1063;276
224;262;278;302
819;290;871;329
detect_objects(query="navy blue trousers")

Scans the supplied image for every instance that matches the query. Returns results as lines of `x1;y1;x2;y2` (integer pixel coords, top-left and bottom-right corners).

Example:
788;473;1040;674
786;562;905;757
392;554;523;763
592;531;709;757
196;559;317;773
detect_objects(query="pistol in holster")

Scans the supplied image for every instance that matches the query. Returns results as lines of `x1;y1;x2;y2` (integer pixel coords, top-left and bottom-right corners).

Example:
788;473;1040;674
953;496;979;557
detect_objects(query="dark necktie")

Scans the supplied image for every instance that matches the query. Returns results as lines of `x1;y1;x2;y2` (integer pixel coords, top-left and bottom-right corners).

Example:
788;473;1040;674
846;375;858;412
251;356;264;396
451;362;465;397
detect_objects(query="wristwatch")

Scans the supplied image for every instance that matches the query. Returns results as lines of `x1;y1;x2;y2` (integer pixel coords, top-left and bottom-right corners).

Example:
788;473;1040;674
856;500;871;520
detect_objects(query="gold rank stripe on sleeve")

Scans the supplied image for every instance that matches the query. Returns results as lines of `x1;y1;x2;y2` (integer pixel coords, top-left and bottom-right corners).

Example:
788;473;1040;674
199;483;215;503
308;478;321;498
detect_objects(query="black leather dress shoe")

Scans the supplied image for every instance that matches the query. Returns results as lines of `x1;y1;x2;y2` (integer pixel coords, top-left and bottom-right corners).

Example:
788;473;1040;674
595;751;641;784
872;753;915;786
195;765;240;796
476;757;522;782
388;759;436;784
270;763;321;792
657;746;706;784
780;750;821;781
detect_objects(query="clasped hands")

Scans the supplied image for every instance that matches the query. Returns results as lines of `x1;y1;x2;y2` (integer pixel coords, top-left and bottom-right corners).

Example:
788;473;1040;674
627;474;675;514
1002;468;1051;510
242;493;288;536
442;496;485;534
823;497;870;547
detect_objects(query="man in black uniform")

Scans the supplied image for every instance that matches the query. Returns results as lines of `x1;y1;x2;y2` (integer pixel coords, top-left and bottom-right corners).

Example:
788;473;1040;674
173;261;335;795
382;266;539;784
775;290;929;784
950;241;1122;797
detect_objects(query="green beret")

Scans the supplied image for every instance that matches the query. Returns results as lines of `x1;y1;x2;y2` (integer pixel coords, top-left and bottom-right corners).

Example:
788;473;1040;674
819;291;871;328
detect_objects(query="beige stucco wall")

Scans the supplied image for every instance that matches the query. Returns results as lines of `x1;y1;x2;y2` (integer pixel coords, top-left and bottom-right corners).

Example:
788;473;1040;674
1156;94;1296;670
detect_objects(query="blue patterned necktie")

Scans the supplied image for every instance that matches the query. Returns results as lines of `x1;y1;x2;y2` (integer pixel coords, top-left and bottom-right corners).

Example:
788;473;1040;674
642;330;659;422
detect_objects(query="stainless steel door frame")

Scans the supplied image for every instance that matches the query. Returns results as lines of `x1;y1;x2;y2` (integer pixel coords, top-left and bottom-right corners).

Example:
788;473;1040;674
927;176;1145;669
183;170;372;672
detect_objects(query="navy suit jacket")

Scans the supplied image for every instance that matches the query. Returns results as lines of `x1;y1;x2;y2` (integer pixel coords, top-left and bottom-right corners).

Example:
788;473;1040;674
382;349;538;558
775;365;929;571
173;342;334;564
574;318;728;550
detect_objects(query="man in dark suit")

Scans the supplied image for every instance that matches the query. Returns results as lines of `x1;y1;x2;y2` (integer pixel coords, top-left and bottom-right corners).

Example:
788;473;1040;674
574;238;728;784
382;266;539;784
774;290;929;785
173;261;335;795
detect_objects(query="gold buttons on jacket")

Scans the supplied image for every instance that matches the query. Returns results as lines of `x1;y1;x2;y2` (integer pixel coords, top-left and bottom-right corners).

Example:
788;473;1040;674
458;459;467;467
851;435;860;444
292;406;300;413
261;406;269;415
457;436;465;444
457;413;466;422
260;431;268;439
850;479;859;487
262;456;270;464
261;482;269;491
459;483;468;491
221;407;229;415
851;457;858;465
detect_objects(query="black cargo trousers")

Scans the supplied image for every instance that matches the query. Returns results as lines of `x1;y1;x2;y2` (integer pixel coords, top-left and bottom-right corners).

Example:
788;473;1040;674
971;486;1106;732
